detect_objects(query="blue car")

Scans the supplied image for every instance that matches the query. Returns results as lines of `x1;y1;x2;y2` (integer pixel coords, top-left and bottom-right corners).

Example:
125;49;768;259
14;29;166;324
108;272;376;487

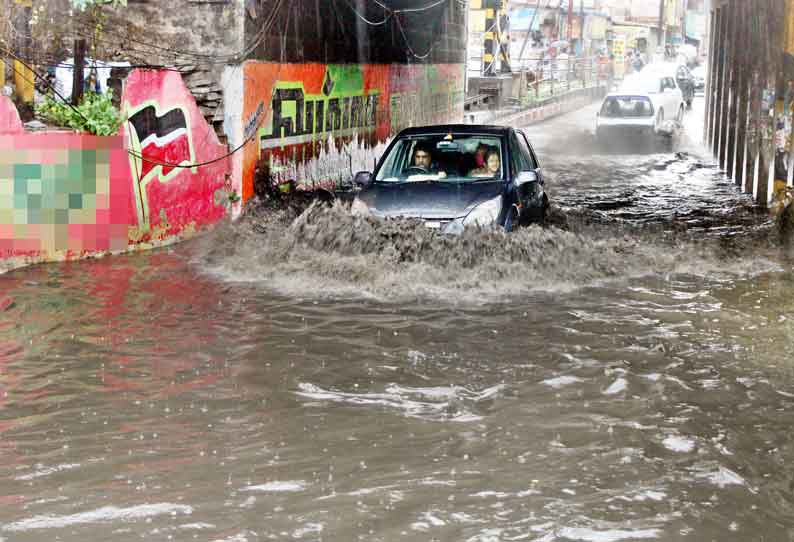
351;125;549;233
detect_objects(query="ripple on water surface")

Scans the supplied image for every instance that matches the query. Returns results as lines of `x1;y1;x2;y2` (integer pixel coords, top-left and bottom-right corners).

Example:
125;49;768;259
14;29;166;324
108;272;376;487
2;144;794;540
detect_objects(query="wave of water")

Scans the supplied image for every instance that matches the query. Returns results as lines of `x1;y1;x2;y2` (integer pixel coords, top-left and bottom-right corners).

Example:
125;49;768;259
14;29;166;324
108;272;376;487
190;201;782;303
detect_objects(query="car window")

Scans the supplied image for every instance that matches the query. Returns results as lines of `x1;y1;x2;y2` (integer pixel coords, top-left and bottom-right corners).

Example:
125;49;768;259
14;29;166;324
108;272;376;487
509;133;532;175
518;132;539;169
600;96;654;117
374;134;505;183
515;131;537;169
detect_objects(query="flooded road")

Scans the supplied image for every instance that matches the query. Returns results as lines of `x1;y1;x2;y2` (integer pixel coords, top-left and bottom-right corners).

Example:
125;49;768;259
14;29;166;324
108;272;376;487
2;98;794;541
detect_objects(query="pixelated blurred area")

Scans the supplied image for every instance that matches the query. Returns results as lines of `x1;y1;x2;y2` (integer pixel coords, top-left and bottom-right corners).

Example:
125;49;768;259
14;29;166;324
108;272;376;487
0;134;130;260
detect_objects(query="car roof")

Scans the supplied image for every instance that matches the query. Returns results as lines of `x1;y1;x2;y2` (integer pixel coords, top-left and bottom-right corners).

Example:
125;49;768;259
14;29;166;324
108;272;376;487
618;73;661;93
604;93;653;99
643;61;685;75
395;124;513;137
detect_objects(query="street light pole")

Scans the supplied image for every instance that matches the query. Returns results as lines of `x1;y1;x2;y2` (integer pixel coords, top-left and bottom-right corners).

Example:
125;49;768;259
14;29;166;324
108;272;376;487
568;0;574;42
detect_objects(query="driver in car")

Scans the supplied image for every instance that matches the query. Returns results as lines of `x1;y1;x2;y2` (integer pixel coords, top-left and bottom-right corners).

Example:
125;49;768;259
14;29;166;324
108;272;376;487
409;143;447;179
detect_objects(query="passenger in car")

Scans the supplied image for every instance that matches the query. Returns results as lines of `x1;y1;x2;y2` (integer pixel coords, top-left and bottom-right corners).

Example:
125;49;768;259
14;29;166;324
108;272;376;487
460;143;489;175
474;143;489;168
468;149;501;178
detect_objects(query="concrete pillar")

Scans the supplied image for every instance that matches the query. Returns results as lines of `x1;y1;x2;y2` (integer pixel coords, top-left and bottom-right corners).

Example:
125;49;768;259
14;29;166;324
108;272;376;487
733;0;750;189
749;69;762;199
718;5;731;169
483;0;497;76
705;6;718;146
762;0;786;204
785;0;794;188
723;0;738;174
712;6;725;159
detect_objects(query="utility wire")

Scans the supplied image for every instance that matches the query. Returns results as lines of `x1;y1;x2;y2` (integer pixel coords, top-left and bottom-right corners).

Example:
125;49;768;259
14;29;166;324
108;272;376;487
343;0;392;26
391;0;448;14
68;0;284;63
2;47;261;171
372;0;448;14
343;0;449;59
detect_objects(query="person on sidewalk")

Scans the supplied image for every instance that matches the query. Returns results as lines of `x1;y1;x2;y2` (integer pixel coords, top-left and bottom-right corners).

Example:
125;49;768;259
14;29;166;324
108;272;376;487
557;48;569;82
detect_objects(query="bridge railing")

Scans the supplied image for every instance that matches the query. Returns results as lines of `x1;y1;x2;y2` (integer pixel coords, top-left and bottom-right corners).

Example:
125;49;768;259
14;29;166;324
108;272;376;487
517;55;612;108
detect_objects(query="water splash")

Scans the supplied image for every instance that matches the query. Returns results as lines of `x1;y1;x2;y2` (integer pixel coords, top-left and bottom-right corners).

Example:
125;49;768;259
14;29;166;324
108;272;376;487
191;201;780;302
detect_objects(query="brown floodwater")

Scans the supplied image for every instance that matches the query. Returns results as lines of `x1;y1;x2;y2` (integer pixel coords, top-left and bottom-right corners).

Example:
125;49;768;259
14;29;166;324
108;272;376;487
1;99;794;542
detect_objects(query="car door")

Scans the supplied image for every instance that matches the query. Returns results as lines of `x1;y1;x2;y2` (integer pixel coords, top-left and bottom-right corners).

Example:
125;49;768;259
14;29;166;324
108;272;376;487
664;77;680;118
658;77;670;120
514;130;546;221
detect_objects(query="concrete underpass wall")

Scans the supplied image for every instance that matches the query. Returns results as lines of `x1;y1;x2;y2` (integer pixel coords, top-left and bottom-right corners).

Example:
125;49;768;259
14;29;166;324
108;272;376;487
705;0;793;207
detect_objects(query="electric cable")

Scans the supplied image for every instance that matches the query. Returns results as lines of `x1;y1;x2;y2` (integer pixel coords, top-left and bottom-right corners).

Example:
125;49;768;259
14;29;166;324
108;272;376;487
66;0;284;63
2;47;263;170
342;0;392;26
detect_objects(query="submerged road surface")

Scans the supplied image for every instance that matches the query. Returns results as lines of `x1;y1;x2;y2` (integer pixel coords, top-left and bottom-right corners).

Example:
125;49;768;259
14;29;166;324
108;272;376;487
2;98;794;541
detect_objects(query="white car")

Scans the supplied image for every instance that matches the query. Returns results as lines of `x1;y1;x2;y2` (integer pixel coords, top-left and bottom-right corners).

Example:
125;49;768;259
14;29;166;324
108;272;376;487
642;62;696;107
595;72;685;139
691;65;707;92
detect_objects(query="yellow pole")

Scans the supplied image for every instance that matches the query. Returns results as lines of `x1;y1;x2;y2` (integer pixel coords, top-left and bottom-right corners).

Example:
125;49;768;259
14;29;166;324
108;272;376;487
786;0;794;55
12;0;34;104
13;60;34;104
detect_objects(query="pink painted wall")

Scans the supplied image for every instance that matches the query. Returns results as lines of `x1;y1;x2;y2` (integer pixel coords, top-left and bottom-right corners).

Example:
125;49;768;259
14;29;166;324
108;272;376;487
122;70;231;241
0;97;22;135
0;70;232;270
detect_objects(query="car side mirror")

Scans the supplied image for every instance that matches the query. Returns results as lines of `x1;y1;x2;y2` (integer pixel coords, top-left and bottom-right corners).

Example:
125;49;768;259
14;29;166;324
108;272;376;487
354;171;373;189
515;170;539;187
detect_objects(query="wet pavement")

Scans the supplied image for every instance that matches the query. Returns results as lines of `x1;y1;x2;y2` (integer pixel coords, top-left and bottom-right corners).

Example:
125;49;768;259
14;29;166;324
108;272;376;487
1;98;794;542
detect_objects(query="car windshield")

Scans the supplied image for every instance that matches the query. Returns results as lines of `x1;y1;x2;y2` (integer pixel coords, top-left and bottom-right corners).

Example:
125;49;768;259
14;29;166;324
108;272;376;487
375;134;505;183
600;96;654;118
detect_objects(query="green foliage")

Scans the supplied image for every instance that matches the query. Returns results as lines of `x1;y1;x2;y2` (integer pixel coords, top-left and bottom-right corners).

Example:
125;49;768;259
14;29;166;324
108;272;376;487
37;91;123;137
71;0;127;10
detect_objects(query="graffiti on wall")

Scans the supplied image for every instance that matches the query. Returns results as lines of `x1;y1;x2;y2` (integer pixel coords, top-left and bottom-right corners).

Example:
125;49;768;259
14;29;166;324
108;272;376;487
241;62;464;199
122;70;230;238
126;102;196;229
389;64;465;132
0;70;232;269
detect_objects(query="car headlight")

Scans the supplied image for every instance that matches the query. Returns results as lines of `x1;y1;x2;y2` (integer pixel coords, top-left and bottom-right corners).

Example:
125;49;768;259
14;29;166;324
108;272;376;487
462;196;502;227
351;197;371;217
